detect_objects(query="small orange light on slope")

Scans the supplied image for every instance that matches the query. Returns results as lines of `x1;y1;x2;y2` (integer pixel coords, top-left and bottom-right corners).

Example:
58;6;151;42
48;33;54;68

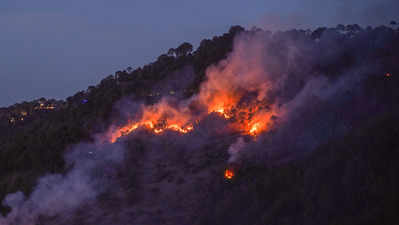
224;169;235;180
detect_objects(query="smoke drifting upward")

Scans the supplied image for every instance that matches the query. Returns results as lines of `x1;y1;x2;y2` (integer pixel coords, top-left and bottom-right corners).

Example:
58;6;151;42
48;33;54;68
106;26;392;166
106;32;285;145
228;137;246;163
106;28;383;163
0;142;125;225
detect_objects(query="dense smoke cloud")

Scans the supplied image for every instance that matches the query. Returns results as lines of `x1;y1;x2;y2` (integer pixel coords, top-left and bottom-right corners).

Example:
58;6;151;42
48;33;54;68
195;30;378;163
221;30;385;163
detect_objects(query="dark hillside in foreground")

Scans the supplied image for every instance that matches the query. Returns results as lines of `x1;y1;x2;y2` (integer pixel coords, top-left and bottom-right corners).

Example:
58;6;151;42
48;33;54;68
1;24;399;224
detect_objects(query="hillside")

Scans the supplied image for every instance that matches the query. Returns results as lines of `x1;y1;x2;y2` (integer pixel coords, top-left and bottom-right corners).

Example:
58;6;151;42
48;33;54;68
1;24;399;225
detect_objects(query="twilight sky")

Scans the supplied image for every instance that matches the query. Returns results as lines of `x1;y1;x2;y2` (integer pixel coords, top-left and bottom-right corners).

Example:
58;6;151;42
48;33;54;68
1;0;398;107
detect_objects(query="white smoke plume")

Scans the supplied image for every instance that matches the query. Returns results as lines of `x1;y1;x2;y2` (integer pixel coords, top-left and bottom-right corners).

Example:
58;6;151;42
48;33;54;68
0;142;125;225
228;137;246;162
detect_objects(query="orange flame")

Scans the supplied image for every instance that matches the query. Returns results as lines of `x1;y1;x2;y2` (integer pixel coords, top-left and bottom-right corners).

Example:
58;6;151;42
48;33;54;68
108;95;274;142
109;100;195;143
109;120;194;143
108;40;279;143
224;169;235;179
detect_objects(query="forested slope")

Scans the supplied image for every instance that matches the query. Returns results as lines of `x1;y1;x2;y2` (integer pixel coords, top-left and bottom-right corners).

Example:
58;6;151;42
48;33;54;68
1;24;398;225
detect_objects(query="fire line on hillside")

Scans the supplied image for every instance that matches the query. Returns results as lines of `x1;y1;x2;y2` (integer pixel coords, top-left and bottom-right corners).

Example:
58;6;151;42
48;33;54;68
108;65;279;143
108;96;277;143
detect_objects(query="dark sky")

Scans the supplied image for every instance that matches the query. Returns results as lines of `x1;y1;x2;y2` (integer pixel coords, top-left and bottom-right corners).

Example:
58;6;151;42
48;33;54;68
1;0;398;107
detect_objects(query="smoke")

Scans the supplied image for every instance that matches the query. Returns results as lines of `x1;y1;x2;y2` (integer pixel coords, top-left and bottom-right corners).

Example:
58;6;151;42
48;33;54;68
200;28;391;164
224;31;383;163
108;27;391;164
151;65;197;100
0;142;125;225
228;137;246;163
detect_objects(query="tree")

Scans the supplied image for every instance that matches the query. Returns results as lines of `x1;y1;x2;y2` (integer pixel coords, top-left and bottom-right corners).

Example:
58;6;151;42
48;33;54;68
229;25;244;35
336;24;345;30
167;48;176;57
157;54;171;62
311;27;326;39
126;66;133;73
175;42;193;57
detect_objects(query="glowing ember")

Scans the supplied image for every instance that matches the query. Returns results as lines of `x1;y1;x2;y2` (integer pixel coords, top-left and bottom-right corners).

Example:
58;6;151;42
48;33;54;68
215;108;231;119
224;169;235;179
108;91;276;142
108;100;274;142
110;120;193;143
249;122;261;135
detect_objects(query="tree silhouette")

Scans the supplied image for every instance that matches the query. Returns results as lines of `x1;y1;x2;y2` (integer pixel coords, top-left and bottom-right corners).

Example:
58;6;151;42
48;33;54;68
175;42;193;57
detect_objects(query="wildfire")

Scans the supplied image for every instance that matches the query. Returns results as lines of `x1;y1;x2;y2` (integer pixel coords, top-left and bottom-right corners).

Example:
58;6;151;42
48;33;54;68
107;41;279;143
108;99;197;143
215;107;231;119
110;120;194;143
224;169;235;180
108;100;274;142
108;90;275;142
249;122;261;135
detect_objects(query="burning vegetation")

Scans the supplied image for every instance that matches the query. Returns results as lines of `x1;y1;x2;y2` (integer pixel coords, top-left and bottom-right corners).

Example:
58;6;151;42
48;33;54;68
108;93;275;143
224;168;235;180
108;35;279;143
109;100;195;142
